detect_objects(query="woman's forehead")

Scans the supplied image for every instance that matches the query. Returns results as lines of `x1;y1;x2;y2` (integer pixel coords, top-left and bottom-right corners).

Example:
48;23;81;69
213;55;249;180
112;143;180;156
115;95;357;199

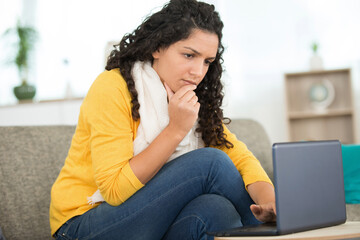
175;30;219;56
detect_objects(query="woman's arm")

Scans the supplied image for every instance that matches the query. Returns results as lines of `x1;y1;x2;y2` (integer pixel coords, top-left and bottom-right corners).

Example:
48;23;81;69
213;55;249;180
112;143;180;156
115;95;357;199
88;72;198;205
247;181;277;222
129;124;185;184
130;83;199;184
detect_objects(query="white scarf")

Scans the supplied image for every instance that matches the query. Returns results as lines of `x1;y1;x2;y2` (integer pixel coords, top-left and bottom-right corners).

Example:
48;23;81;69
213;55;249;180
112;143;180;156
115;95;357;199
87;61;203;205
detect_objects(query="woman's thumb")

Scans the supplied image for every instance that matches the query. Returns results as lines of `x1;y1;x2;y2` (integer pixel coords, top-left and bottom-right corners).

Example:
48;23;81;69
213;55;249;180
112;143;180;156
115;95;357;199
164;82;174;101
250;204;262;216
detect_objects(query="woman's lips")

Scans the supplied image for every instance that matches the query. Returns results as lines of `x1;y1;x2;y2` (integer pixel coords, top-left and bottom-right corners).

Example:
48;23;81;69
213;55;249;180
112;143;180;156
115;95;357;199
183;79;197;86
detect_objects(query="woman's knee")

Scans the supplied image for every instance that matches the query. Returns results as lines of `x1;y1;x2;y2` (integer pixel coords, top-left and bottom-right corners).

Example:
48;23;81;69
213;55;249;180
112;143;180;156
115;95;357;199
186;147;234;168
160;147;244;197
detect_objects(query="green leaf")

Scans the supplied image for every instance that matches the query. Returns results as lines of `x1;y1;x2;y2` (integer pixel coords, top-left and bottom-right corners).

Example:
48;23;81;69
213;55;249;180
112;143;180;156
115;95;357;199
311;42;318;54
2;19;38;82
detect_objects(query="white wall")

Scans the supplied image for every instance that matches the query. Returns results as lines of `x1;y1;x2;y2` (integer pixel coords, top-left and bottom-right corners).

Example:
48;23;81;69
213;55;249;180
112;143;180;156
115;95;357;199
1;0;360;143
217;0;360;143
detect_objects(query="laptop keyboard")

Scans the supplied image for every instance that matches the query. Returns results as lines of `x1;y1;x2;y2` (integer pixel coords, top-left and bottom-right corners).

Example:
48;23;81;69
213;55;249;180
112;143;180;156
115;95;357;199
209;222;278;237
228;222;277;232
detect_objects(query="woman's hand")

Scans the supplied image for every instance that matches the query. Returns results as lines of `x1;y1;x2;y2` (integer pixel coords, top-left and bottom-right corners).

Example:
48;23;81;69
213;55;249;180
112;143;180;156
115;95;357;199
129;82;200;184
250;202;276;223
164;82;200;137
247;181;277;223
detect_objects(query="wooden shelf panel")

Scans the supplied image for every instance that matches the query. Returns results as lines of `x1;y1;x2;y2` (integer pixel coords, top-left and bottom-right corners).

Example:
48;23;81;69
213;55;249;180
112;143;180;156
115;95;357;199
288;109;353;119
285;68;350;77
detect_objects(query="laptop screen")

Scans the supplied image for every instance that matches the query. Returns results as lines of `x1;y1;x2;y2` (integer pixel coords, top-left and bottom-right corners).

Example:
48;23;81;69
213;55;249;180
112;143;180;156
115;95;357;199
273;140;346;234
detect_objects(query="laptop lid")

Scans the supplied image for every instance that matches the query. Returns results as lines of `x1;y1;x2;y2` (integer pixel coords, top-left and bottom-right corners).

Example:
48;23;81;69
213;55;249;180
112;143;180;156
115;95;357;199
274;140;346;234
207;140;347;237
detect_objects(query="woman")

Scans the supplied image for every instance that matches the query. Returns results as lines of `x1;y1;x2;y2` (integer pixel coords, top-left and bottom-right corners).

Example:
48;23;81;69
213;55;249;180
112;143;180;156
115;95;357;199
50;0;276;239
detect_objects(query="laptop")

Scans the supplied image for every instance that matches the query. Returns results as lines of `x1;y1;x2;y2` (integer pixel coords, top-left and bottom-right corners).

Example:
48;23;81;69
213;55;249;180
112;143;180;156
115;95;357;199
207;140;346;237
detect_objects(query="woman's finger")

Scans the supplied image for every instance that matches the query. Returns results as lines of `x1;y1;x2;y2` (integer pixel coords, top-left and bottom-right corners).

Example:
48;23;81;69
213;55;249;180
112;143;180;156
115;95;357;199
188;95;198;106
164;82;174;101
250;204;276;222
173;84;197;100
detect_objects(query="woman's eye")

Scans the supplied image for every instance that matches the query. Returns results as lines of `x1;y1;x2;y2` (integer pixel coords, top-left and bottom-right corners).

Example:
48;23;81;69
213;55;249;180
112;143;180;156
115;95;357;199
184;53;193;58
205;60;213;65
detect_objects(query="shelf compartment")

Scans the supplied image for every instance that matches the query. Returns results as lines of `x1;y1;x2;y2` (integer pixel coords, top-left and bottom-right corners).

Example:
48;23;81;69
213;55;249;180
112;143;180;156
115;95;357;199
284;68;355;143
289;115;354;144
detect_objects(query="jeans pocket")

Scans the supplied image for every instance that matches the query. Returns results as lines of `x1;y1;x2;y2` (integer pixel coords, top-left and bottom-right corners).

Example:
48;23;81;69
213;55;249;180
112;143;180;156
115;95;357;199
55;218;78;240
55;233;72;240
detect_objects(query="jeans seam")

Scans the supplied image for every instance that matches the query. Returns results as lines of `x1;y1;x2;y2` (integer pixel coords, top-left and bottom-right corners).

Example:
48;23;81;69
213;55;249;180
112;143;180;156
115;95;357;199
170;214;206;229
166;214;208;240
83;175;206;239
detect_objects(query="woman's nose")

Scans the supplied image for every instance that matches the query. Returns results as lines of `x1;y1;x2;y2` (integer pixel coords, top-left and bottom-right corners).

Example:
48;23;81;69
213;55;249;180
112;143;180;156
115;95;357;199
189;60;205;78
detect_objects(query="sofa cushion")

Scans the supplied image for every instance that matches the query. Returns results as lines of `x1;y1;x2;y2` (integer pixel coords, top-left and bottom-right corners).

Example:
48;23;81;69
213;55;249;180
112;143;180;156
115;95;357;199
0;126;75;240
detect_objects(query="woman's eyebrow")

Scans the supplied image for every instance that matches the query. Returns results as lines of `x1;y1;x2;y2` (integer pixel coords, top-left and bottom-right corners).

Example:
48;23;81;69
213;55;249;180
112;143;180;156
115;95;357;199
183;47;216;60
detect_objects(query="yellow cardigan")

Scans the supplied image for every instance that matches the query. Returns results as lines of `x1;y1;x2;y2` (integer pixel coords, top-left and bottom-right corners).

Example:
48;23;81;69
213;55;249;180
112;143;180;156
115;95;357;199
49;69;272;235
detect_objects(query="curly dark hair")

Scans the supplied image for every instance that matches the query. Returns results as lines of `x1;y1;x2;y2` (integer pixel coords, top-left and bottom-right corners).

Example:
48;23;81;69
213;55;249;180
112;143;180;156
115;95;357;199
106;0;233;148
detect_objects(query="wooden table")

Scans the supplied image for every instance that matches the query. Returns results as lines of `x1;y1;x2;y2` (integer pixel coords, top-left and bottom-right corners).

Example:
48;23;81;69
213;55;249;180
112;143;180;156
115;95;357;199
215;221;360;240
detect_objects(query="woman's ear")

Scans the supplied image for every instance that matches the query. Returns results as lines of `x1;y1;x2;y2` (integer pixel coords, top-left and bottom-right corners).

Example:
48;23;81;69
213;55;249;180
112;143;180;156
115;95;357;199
152;49;161;59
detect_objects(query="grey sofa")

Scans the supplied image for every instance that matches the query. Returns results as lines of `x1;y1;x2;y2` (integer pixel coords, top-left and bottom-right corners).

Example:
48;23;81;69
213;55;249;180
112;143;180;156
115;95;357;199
0;119;359;239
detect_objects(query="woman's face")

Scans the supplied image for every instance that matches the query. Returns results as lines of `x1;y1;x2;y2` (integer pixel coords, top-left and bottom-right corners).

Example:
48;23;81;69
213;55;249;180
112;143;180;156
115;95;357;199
152;29;219;93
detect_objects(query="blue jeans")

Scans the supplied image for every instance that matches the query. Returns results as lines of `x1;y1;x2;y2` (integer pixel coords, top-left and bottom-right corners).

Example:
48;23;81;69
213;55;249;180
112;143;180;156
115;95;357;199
54;148;260;240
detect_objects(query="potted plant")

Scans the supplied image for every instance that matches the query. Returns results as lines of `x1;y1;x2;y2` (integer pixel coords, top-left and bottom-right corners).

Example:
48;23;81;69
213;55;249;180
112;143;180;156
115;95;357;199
3;20;38;101
309;41;323;71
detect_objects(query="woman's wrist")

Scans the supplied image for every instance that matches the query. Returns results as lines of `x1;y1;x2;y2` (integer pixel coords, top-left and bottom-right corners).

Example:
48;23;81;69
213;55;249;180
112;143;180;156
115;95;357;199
165;123;189;142
247;181;275;205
